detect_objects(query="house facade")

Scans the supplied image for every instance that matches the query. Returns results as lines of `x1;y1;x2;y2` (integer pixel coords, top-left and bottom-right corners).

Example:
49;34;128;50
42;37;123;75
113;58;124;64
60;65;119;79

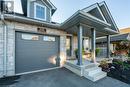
0;0;119;78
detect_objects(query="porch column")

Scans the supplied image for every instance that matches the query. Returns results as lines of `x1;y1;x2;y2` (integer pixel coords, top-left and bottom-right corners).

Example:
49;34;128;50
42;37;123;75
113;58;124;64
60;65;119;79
70;36;73;56
106;35;110;58
77;25;83;65
91;28;96;63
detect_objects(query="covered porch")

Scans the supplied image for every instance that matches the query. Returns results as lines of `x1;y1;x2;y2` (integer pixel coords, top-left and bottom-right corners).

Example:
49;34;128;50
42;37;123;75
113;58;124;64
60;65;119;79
61;10;118;81
61;11;118;65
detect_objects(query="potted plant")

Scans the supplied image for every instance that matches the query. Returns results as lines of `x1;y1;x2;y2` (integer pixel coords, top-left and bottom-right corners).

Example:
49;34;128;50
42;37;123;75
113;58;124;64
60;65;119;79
75;49;78;59
99;59;110;72
74;48;85;64
96;48;100;56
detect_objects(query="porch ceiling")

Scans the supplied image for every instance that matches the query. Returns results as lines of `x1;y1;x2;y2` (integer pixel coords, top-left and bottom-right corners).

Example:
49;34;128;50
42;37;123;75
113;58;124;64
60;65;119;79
60;10;119;37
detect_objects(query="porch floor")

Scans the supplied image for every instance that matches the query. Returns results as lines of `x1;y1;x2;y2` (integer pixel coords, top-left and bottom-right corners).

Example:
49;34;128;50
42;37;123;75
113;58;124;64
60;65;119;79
66;59;92;65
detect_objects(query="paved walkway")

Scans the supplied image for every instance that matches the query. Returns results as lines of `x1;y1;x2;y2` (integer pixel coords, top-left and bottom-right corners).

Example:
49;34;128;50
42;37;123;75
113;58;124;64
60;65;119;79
0;68;129;87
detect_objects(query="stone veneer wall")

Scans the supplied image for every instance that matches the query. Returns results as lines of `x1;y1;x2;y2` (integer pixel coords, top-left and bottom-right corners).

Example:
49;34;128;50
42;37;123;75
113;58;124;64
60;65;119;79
0;20;67;77
72;35;78;56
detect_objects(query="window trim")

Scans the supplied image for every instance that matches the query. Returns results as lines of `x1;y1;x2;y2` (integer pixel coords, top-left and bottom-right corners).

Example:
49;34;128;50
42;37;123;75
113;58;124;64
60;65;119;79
34;2;46;21
43;36;56;42
21;33;39;41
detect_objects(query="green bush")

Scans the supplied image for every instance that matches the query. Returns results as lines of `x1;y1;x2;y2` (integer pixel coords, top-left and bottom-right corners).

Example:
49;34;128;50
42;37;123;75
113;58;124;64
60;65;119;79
99;59;110;72
100;59;108;67
114;61;130;70
96;48;100;55
74;48;85;58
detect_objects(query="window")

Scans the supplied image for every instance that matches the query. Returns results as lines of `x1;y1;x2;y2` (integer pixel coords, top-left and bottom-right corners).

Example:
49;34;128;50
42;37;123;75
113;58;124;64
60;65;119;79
43;36;55;41
34;3;46;20
22;34;39;40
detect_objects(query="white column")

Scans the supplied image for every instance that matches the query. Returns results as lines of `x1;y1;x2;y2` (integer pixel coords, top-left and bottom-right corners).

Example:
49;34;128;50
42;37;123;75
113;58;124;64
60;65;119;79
107;35;110;58
70;36;74;56
91;28;96;63
89;38;91;50
77;25;83;65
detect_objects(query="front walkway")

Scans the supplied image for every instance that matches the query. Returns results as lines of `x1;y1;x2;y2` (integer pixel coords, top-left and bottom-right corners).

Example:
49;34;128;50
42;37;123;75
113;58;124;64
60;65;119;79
0;68;129;87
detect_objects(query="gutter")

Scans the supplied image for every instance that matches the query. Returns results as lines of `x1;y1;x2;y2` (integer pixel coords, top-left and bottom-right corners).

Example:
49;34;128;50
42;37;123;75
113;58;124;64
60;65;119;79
4;14;61;29
1;13;7;76
104;27;119;34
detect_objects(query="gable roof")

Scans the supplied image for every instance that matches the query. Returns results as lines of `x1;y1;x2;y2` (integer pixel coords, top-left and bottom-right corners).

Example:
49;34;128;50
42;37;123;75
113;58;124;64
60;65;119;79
82;3;107;22
82;1;119;32
99;1;119;32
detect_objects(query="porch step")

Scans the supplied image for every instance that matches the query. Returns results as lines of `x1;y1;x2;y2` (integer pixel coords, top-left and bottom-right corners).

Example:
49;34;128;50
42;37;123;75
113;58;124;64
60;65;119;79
84;67;102;76
84;71;107;82
84;63;99;69
83;65;107;82
64;61;106;82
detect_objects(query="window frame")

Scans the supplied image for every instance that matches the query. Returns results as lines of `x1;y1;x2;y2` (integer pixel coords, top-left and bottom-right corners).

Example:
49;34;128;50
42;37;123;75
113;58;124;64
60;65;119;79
43;36;56;42
21;33;39;41
34;2;46;21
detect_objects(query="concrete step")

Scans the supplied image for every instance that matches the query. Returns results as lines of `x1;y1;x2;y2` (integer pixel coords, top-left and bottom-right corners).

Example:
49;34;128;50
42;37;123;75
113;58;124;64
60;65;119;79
84;64;96;69
84;71;107;82
92;71;107;81
84;63;99;69
84;67;102;76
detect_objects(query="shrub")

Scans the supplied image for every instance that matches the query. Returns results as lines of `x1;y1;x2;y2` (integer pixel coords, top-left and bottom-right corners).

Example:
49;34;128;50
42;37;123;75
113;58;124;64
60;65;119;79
99;59;110;72
74;48;85;58
113;60;130;70
96;48;100;56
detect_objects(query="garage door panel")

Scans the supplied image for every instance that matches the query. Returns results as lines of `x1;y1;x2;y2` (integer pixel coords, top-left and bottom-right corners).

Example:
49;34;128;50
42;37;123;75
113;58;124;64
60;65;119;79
15;32;59;74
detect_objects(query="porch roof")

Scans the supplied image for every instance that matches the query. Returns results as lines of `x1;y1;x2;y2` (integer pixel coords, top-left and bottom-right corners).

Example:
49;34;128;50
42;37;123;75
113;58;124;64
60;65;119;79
60;10;119;37
96;33;130;43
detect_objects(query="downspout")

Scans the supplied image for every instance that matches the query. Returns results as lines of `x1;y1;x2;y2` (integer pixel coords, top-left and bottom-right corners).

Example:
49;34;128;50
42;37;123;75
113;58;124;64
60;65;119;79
1;13;7;76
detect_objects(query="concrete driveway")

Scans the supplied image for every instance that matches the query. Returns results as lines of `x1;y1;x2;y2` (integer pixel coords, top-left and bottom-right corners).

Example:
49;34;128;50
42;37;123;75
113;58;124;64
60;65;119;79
0;68;129;87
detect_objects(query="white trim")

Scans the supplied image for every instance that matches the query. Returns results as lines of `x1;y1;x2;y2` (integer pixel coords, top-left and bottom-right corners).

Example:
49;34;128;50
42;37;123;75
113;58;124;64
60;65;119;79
27;0;30;17
97;4;107;22
99;2;119;32
47;0;57;10
41;0;51;10
34;2;46;21
4;14;60;27
13;29;15;75
80;11;111;26
15;67;60;76
3;25;7;76
61;10;111;28
49;8;52;22
82;3;98;12
41;0;56;15
127;33;130;40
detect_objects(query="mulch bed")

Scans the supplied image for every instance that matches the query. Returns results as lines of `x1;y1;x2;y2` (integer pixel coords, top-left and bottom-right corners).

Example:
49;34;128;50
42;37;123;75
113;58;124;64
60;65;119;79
107;68;130;84
99;59;130;84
